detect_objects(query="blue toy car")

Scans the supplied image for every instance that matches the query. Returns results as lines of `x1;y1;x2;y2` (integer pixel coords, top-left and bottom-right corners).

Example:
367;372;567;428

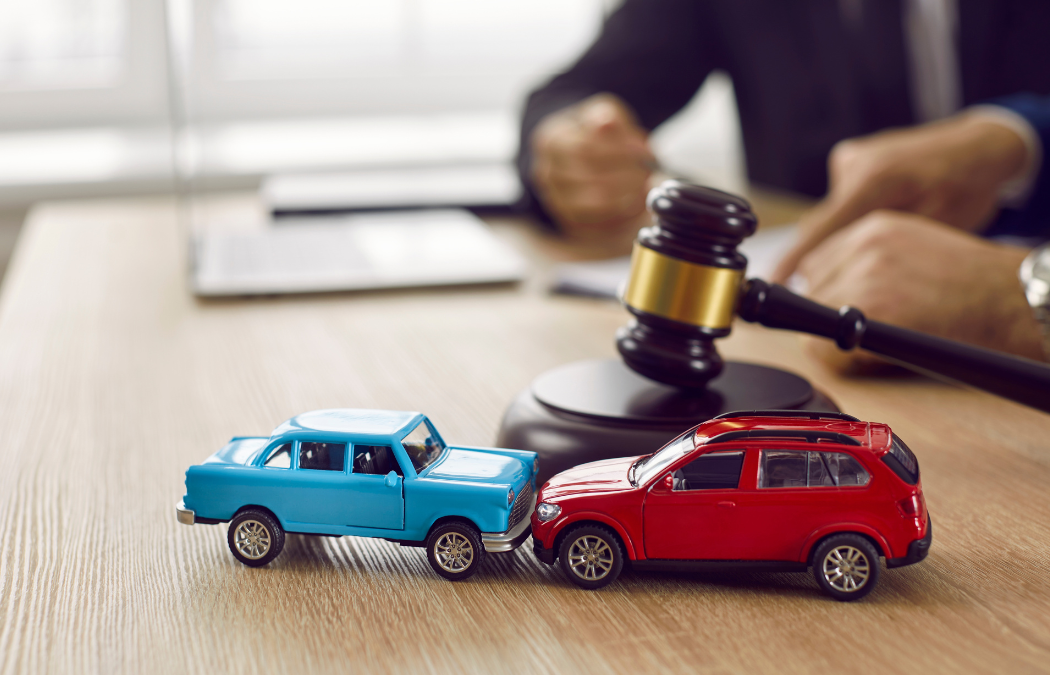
176;409;538;580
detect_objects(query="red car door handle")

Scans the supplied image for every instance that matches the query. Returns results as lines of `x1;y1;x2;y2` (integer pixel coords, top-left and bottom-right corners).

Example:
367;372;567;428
717;501;736;509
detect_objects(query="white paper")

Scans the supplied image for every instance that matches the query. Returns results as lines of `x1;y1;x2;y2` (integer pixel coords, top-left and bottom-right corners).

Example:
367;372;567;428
551;224;799;298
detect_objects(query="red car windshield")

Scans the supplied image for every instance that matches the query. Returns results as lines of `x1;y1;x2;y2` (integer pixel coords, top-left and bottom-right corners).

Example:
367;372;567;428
633;431;697;486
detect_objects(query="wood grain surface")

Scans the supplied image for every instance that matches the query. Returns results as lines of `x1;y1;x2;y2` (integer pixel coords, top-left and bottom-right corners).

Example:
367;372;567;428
1;196;1050;674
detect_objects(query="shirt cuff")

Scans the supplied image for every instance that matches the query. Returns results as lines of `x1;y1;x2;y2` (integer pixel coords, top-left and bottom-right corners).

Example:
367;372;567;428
966;104;1044;208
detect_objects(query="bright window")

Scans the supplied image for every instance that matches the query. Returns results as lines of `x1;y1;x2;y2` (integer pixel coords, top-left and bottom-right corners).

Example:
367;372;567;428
182;0;611;122
0;0;612;128
0;0;127;90
211;0;604;80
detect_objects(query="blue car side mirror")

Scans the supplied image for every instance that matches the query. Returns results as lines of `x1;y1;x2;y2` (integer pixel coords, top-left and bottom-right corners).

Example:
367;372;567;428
385;471;398;488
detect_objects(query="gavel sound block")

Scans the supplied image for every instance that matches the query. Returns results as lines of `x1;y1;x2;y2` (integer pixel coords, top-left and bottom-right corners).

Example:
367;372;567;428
499;181;1050;486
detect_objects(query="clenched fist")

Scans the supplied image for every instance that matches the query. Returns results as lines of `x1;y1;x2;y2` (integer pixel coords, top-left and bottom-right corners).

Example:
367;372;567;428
529;94;655;239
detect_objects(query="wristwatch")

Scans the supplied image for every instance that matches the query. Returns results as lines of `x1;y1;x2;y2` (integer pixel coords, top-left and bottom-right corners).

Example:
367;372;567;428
1020;242;1050;358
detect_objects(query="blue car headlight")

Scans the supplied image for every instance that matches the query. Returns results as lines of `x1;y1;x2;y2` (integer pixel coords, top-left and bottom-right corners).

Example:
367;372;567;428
533;457;539;475
508;488;515;506
535;502;561;522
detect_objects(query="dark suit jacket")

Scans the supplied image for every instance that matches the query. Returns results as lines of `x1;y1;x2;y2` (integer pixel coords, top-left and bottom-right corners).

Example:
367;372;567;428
518;0;1050;234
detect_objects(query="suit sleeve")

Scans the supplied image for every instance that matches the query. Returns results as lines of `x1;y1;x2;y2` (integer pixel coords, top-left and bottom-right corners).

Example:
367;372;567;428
983;93;1050;240
515;0;721;223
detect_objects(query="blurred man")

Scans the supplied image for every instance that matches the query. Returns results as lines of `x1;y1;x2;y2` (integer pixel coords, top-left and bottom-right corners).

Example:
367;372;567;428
519;0;1050;366
518;0;1050;238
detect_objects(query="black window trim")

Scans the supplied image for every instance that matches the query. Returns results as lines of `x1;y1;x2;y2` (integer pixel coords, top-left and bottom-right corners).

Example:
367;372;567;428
882;434;920;485
881;453;919;485
713;410;860;423
708;429;861;447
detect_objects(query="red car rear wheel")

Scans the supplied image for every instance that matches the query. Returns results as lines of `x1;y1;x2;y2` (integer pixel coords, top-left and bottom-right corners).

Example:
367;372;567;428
812;533;880;601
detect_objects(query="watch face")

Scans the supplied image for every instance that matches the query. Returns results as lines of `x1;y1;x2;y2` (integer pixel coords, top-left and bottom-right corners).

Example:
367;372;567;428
1035;248;1050;281
1027;247;1050;309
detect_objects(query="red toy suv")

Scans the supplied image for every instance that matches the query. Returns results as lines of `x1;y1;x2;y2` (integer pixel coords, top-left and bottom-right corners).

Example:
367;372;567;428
531;411;931;601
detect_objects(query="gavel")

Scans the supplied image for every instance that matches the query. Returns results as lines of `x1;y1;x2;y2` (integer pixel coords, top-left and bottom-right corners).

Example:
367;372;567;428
617;180;1050;414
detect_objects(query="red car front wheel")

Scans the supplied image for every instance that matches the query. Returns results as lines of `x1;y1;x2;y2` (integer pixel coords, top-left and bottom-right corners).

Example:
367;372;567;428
558;525;624;590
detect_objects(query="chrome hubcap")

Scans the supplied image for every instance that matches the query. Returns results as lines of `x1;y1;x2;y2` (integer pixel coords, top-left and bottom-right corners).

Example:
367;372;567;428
233;520;271;560
567;535;613;581
822;545;870;592
435;532;474;573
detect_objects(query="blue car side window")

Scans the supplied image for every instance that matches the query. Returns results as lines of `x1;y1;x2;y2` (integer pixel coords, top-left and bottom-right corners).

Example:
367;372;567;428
352;444;403;476
263;443;292;469
300;442;346;472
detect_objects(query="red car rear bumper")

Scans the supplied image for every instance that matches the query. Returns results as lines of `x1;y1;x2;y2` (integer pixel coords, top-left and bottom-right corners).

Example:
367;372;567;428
886;515;933;568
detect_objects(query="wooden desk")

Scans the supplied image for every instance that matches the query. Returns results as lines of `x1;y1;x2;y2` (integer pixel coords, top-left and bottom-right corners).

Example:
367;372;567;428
2;196;1049;674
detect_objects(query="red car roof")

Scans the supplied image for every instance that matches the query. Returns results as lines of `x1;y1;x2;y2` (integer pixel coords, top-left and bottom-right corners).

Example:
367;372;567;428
695;416;892;453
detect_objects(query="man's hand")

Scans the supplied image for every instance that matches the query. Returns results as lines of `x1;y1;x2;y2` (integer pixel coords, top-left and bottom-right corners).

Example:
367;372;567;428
795;211;1044;371
530;93;655;239
773;113;1030;282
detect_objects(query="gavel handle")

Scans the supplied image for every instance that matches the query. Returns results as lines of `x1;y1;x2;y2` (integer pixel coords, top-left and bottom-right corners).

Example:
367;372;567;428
738;279;1050;414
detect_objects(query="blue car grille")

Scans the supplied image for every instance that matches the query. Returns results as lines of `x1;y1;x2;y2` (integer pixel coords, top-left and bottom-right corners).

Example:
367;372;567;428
508;482;533;530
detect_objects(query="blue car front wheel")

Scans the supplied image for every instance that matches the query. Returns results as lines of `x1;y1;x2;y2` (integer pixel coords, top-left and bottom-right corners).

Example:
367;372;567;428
426;522;484;581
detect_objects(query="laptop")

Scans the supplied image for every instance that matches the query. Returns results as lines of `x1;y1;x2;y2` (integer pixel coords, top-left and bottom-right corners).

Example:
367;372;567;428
262;163;523;215
191;208;526;297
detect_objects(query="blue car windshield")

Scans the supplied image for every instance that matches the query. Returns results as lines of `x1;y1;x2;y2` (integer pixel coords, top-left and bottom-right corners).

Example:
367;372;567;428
402;420;446;474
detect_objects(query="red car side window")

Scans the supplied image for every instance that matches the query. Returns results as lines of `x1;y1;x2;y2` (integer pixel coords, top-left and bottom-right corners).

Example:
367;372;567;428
759;450;870;488
672;451;744;490
759;450;807;488
824;452;870;486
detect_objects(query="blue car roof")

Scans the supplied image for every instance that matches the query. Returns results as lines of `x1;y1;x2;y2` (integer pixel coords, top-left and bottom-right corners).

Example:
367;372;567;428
270;409;423;443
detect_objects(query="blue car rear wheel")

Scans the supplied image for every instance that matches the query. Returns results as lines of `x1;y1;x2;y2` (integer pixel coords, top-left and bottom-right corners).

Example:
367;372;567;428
228;509;285;567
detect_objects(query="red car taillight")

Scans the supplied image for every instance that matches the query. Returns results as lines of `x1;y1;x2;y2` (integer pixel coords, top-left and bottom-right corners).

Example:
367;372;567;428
897;494;926;520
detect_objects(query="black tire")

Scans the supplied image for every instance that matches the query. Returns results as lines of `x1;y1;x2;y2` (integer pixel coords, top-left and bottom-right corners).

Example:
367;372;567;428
812;533;880;601
227;509;285;567
558;525;624;590
426;522;484;581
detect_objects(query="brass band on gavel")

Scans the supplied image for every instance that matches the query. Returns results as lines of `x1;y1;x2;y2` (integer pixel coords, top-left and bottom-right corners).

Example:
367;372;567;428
621;243;744;331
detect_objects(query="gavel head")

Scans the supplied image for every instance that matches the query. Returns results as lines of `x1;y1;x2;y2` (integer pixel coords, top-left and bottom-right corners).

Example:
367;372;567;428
616;180;758;389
